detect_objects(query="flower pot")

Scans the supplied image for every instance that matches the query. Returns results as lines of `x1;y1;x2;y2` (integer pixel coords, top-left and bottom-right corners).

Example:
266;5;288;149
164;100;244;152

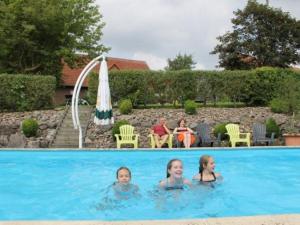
283;134;300;146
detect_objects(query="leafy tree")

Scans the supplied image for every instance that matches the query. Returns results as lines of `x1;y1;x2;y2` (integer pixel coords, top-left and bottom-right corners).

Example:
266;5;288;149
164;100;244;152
165;53;196;71
0;0;108;78
211;0;300;69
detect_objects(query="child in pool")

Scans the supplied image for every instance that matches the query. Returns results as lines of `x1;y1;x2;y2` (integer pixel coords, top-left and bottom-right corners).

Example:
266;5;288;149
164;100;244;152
193;155;222;185
159;159;191;190
113;167;139;199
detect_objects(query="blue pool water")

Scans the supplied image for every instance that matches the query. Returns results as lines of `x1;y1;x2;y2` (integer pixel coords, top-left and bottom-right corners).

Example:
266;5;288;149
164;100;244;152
0;148;300;220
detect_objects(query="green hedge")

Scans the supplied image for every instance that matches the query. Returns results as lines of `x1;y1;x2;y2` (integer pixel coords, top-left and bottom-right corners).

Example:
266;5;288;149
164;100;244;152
0;74;56;111
87;68;300;107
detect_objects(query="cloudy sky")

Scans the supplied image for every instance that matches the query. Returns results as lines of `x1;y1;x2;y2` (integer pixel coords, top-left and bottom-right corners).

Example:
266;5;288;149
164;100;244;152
95;0;300;70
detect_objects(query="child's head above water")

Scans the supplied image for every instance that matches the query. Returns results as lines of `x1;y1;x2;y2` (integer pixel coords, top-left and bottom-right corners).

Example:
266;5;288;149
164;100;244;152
199;155;215;173
116;167;131;185
166;159;183;178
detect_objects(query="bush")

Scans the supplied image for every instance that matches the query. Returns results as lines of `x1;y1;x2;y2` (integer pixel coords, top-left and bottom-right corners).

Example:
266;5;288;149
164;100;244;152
119;99;133;114
112;120;130;141
270;98;289;113
270;77;300;114
213;123;228;140
0;74;56;112
184;100;197;115
266;118;280;138
87;68;300;108
22;119;39;137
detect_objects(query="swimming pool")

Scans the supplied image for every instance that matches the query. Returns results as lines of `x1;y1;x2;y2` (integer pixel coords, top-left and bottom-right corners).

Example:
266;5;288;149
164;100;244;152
0;148;299;220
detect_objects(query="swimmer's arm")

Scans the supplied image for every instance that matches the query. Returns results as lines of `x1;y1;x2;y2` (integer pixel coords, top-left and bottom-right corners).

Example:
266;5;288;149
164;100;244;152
173;128;178;134
159;180;167;188
183;178;192;187
192;174;200;180
215;172;223;180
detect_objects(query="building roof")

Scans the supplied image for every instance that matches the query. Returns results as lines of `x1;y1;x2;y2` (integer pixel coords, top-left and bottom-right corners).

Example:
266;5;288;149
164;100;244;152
61;57;149;87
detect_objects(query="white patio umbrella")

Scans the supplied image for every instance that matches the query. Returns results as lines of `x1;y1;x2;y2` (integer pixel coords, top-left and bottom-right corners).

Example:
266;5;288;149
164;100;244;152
94;56;114;125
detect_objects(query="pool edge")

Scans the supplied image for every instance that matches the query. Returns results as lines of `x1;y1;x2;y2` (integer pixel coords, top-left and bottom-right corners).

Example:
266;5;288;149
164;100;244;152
0;214;300;225
1;146;300;151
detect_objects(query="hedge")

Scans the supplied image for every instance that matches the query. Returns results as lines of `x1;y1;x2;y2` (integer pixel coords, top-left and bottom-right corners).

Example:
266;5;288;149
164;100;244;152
0;74;56;111
88;68;300;107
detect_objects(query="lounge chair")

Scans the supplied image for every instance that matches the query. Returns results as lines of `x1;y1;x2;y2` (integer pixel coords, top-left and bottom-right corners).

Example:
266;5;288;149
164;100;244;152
115;125;139;148
196;123;221;147
253;123;275;146
226;124;250;147
149;133;173;148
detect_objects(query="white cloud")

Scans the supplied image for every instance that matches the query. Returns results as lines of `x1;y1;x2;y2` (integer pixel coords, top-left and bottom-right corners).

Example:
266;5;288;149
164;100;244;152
132;52;167;70
194;63;206;70
97;0;300;70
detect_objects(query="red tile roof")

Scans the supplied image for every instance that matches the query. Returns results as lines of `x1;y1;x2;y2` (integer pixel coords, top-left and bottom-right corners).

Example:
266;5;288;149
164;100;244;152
61;57;149;87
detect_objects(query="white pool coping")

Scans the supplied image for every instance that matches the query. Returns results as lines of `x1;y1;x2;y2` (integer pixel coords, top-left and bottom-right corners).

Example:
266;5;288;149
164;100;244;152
1;214;300;225
1;146;300;151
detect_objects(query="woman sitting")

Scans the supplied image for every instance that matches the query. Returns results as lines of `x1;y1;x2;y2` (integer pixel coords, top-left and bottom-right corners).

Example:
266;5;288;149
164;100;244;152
173;118;196;148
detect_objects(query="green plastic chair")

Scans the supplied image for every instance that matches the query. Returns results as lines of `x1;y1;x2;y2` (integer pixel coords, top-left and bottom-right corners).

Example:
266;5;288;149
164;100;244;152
225;124;250;147
148;134;173;148
115;125;139;148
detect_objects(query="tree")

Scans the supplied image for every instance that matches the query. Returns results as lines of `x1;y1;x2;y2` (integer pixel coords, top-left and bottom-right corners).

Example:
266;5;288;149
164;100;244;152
211;0;300;70
0;0;108;78
165;53;196;71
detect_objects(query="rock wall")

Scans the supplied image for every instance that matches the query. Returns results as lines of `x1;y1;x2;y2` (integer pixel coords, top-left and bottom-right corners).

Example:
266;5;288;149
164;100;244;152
85;107;290;148
0;109;65;148
0;107;294;149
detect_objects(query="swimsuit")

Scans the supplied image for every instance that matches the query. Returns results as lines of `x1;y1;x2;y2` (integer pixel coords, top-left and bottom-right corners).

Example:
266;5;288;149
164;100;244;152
164;178;184;190
176;127;195;144
199;171;216;183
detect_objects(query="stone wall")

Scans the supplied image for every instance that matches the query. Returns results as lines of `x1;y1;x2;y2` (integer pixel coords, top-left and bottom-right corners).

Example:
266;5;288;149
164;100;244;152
0;109;65;148
85;107;291;148
0;107;295;149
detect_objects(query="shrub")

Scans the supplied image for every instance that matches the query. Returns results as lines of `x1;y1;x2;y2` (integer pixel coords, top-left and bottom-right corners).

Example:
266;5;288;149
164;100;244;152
112;120;130;141
270;98;289;113
22;119;39;137
184;100;197;115
0;74;56;112
87;68;300;108
266;118;280;138
270;77;300;115
119;99;133;114
213;123;228;140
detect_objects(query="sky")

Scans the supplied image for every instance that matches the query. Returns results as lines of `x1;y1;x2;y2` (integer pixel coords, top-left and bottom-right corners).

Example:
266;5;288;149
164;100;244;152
95;0;300;70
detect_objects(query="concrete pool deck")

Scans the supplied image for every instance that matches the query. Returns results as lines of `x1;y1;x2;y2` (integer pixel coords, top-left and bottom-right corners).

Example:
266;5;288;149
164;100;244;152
1;214;300;225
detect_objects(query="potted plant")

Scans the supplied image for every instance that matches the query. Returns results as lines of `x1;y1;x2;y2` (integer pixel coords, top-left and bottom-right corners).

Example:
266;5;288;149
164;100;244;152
283;113;300;146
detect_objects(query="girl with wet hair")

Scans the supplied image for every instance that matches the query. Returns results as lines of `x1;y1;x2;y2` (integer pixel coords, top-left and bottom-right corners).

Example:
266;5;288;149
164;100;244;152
113;167;139;199
193;155;222;185
159;159;191;190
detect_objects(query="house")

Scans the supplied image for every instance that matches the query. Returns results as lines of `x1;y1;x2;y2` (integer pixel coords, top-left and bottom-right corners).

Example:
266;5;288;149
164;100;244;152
54;57;149;105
